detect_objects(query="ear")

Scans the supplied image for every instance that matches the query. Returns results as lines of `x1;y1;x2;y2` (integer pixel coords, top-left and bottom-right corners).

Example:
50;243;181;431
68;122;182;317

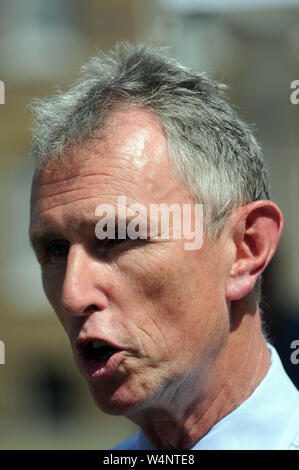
226;200;284;301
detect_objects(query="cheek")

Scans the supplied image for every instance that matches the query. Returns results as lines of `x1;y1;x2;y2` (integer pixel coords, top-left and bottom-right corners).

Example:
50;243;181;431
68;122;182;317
42;268;69;327
117;251;205;345
127;249;228;354
42;267;63;303
118;250;179;317
129;249;220;318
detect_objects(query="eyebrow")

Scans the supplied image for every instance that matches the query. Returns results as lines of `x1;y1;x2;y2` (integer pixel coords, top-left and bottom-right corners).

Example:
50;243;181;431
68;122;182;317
30;225;65;252
29;213;151;251
29;214;96;247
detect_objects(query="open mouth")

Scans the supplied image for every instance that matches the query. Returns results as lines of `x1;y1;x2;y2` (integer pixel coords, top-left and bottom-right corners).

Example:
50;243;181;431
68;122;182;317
76;338;123;378
78;339;119;362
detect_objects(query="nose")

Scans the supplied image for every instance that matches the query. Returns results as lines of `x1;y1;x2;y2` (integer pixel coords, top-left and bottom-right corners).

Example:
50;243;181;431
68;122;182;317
61;244;108;317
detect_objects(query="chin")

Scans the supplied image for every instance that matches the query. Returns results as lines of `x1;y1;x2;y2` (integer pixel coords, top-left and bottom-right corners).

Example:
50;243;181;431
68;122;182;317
88;380;145;416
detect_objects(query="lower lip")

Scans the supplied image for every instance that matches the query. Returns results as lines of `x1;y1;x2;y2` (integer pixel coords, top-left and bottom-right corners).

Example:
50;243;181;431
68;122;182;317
80;350;124;379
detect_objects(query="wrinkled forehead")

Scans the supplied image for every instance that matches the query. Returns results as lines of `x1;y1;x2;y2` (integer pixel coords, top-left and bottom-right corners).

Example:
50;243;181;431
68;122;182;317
30;108;192;218
32;107;169;180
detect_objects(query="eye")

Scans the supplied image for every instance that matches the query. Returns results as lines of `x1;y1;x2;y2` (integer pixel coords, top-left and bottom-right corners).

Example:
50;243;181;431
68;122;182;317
95;236;129;258
46;240;69;264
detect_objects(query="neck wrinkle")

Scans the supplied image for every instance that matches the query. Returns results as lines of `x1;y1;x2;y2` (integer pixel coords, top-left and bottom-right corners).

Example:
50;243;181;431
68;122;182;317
131;307;271;450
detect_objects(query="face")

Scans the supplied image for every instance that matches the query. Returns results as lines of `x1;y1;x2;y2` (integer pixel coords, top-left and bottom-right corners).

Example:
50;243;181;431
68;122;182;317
30;108;231;418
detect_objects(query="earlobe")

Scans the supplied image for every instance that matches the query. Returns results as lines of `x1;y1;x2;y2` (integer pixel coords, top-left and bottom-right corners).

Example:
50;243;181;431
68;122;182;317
226;201;284;302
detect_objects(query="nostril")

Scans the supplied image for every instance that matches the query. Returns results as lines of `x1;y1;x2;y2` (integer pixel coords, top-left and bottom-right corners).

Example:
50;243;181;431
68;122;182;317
84;304;99;315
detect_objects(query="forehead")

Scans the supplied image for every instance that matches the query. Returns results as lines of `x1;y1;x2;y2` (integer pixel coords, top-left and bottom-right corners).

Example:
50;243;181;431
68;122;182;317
30;108;192;229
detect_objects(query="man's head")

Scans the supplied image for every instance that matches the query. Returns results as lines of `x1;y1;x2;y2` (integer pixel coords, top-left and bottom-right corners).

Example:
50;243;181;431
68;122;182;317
30;43;273;303
29;44;283;424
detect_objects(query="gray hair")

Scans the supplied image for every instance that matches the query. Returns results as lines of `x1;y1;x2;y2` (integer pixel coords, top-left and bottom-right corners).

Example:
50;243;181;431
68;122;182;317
30;42;271;305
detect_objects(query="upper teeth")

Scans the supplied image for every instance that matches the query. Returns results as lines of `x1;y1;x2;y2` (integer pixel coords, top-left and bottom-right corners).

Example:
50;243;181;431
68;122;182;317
91;339;107;349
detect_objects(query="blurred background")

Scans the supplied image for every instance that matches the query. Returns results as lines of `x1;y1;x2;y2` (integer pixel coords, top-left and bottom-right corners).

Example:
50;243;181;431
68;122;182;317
0;0;298;450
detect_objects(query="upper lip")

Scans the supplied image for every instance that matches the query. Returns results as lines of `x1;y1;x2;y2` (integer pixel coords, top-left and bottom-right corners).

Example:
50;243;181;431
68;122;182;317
75;336;122;357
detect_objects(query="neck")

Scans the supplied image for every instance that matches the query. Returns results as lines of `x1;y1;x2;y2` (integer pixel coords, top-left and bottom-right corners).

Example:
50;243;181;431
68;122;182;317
128;297;271;449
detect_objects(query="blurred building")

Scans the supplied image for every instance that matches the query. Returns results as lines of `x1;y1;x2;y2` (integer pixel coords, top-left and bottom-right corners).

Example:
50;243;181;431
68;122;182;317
0;0;298;449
